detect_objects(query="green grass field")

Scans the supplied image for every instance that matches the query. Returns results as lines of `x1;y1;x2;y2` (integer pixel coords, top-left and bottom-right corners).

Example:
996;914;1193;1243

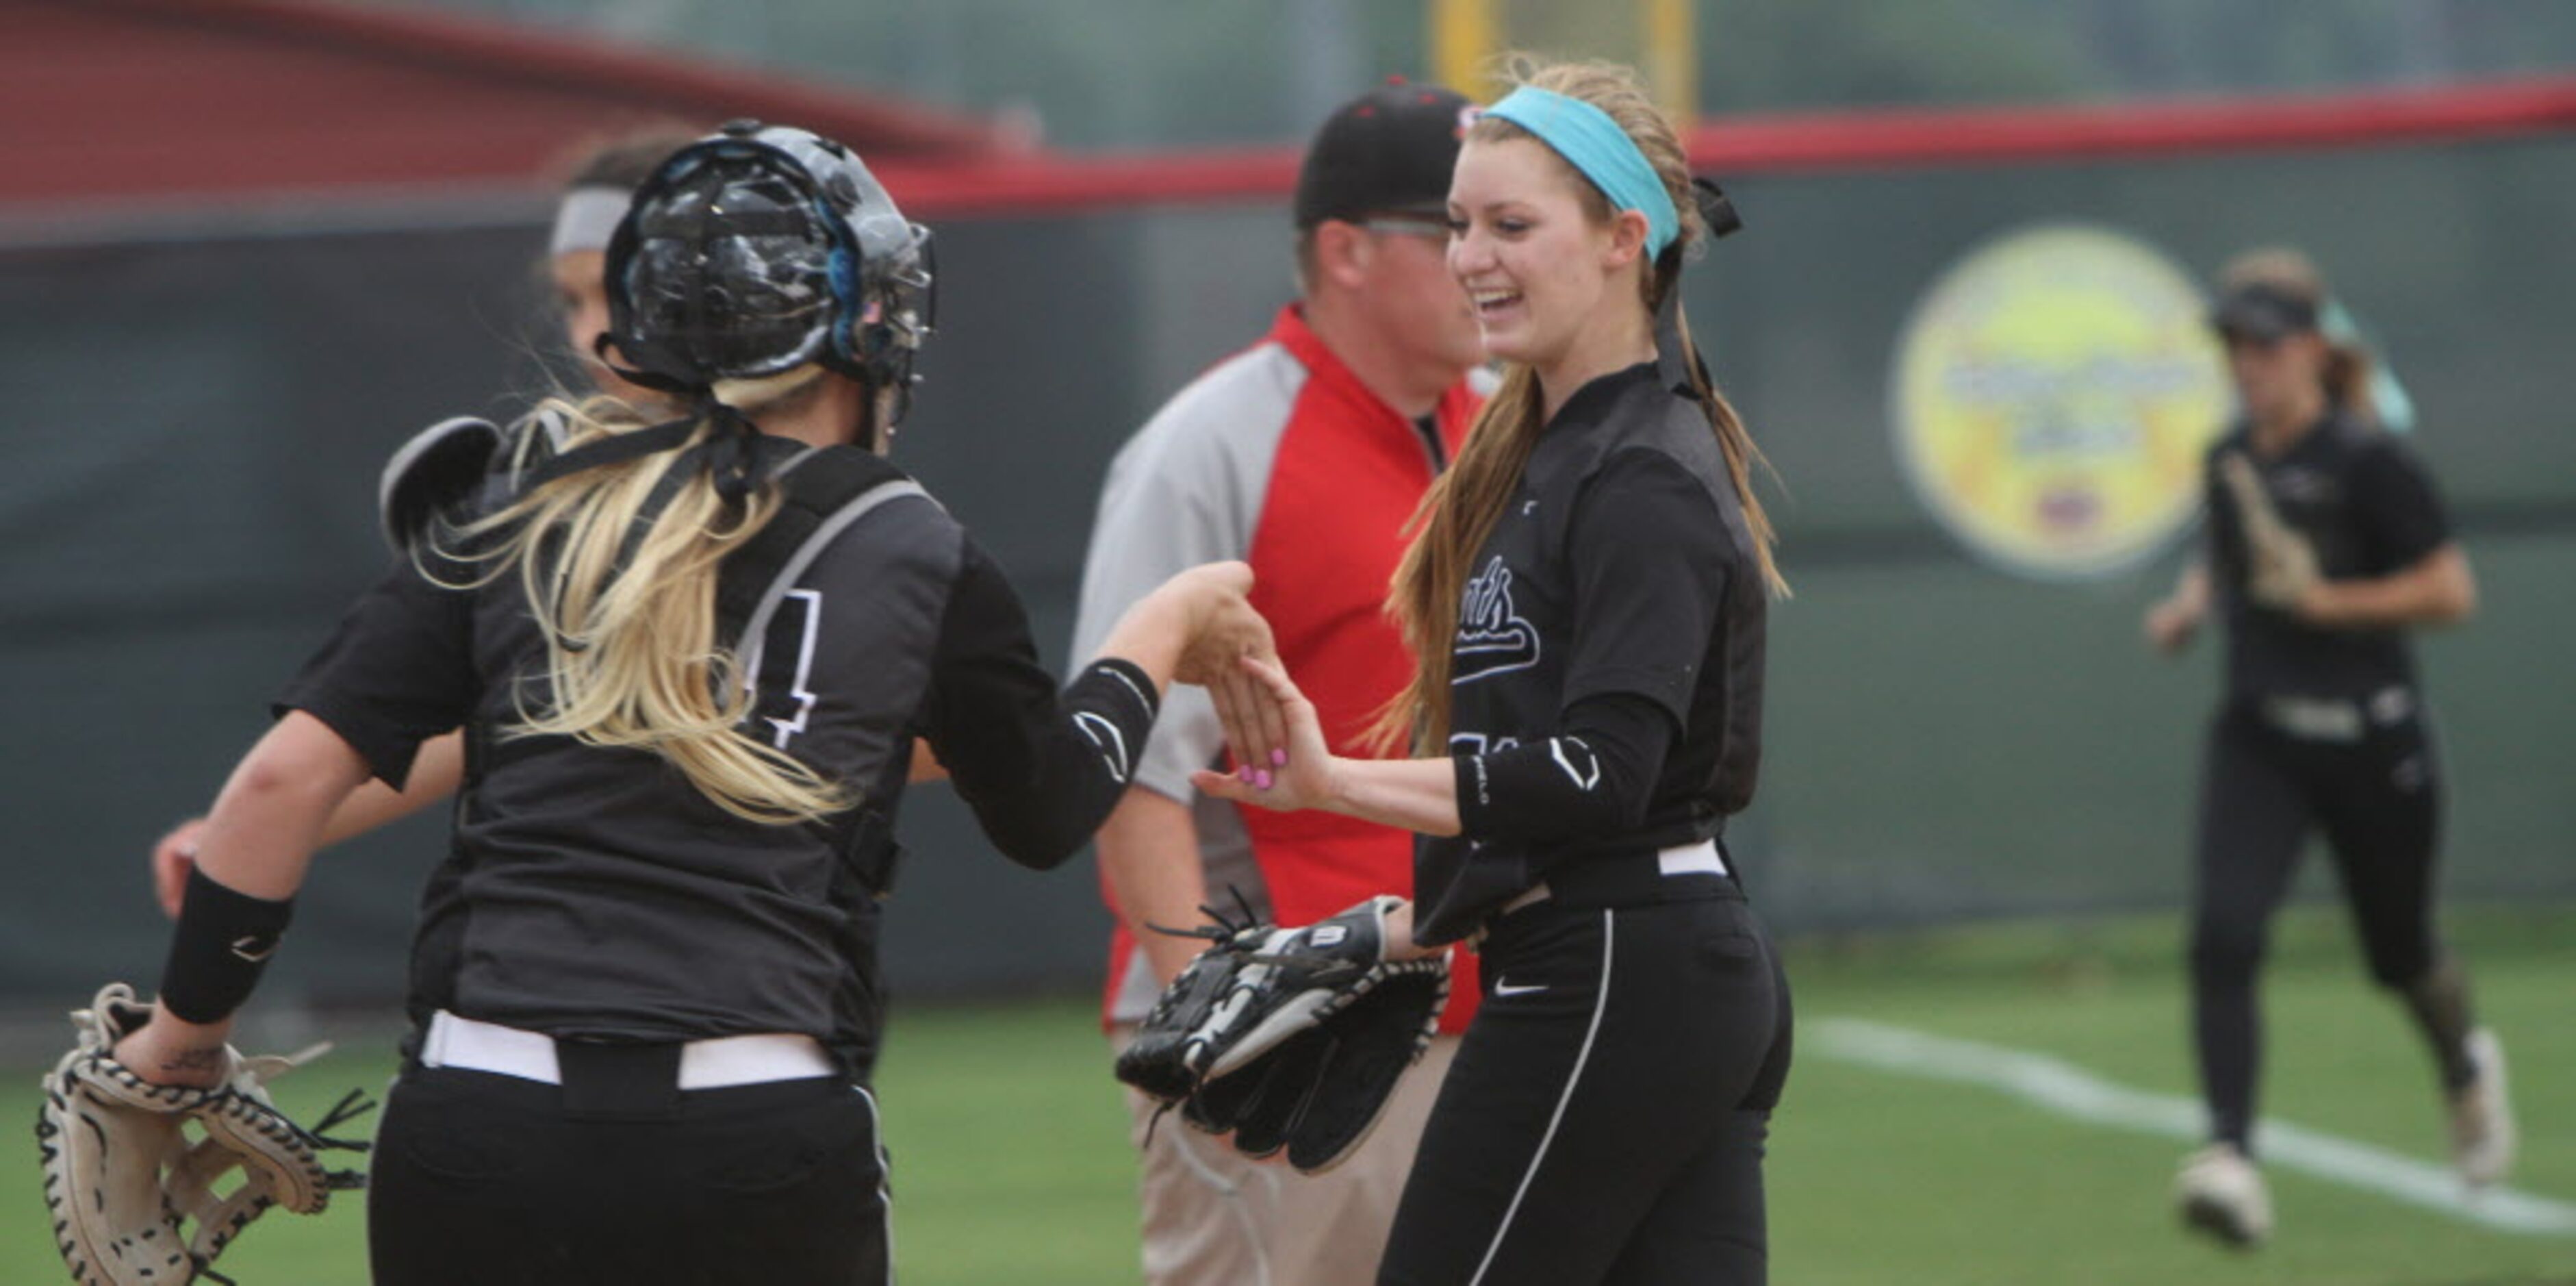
8;905;2569;1285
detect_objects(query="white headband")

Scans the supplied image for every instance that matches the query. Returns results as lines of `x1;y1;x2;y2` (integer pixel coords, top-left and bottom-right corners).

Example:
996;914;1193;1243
548;186;630;257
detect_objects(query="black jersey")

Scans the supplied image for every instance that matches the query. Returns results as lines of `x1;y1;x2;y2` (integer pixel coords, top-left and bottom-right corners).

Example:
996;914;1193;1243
2204;411;2453;705
277;443;1155;1076
1413;364;1768;944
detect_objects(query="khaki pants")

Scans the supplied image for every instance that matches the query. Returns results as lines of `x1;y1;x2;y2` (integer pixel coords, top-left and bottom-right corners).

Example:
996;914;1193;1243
1113;1028;1459;1286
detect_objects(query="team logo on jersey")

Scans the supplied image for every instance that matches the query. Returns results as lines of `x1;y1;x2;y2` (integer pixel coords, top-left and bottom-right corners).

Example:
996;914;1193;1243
1891;224;2231;579
2269;466;2338;506
1454;556;1540;683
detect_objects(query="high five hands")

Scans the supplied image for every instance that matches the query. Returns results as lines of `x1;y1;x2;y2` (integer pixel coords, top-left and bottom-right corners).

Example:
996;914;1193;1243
1145;562;1325;810
1166;561;1275;690
1195;653;1337;814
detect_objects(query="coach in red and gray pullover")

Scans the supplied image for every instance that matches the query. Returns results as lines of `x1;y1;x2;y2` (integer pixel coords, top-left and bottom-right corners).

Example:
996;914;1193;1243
1071;80;1493;1286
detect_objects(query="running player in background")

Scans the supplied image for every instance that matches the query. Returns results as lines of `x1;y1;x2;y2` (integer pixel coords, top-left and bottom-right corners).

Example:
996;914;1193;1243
147;123;701;915
1203;56;1794;1285
1071;77;1492;1286
2146;247;2514;1247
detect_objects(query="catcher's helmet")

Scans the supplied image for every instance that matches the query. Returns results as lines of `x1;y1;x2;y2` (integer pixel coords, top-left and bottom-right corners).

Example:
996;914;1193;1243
604;121;934;396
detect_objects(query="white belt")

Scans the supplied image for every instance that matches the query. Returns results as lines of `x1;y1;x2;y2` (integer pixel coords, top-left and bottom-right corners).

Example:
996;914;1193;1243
2260;696;2364;743
420;1011;837;1090
2258;685;2415;744
1499;840;1728;917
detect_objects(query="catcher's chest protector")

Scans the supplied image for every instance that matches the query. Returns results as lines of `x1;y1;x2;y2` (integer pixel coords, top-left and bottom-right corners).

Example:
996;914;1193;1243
380;416;926;894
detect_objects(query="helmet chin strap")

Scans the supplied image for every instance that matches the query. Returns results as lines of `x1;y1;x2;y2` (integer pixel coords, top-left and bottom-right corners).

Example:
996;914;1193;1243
591;332;698;398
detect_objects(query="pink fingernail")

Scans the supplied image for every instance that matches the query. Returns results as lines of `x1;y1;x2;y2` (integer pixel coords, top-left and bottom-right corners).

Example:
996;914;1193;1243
1269;748;1288;767
1255;770;1274;790
1237;766;1255;783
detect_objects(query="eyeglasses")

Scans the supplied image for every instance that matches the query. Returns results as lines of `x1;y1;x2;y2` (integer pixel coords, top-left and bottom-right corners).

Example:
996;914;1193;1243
1353;214;1452;242
2219;330;2292;354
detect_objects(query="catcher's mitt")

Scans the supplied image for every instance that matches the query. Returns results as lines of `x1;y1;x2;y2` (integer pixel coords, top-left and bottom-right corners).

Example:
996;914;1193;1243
1117;896;1449;1174
34;983;373;1286
1113;907;1272;1105
2219;451;2321;612
1182;957;1446;1174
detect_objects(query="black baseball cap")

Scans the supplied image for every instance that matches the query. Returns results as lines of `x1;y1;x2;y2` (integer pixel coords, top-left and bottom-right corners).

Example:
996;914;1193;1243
2210;281;2321;342
1292;78;1477;229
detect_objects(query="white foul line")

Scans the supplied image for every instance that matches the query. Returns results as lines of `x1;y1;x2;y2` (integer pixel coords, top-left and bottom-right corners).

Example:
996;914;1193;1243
1810;1016;2576;1236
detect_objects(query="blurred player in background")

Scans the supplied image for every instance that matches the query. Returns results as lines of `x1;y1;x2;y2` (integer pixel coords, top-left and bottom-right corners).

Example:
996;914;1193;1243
149;123;700;914
1071;77;1491;1286
1201;56;1794;1285
105;120;1267;1283
539;125;706;407
2145;247;2514;1247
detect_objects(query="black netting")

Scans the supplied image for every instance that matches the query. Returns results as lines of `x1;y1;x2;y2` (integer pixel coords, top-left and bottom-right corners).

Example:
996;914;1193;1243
3;134;2570;1007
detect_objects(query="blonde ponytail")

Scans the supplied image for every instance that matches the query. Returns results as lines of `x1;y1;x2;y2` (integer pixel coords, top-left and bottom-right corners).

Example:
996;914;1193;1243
445;371;853;823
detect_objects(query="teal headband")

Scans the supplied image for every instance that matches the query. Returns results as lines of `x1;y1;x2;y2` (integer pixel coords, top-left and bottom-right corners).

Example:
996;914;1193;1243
1483;86;1679;258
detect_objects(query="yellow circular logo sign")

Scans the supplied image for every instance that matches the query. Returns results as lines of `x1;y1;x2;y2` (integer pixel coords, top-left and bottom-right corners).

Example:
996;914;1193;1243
1892;225;2231;579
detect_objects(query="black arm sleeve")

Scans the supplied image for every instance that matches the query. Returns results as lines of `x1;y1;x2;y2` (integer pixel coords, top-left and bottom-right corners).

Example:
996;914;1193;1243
272;555;479;789
1453;692;1676;844
923;541;1160;869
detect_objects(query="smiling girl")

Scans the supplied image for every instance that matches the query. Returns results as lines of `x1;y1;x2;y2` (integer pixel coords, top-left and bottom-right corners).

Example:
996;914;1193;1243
1199;57;1794;1285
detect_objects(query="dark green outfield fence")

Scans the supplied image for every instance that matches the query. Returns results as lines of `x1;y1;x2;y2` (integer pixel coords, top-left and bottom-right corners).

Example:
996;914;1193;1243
4;112;2569;1011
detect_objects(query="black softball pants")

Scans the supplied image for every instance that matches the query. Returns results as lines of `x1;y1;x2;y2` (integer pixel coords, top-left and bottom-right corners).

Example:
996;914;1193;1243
2188;703;2445;1152
1379;879;1792;1286
369;1060;890;1285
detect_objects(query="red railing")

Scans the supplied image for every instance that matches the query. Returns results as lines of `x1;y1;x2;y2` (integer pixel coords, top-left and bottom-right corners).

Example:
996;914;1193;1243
876;75;2576;218
75;0;1015;159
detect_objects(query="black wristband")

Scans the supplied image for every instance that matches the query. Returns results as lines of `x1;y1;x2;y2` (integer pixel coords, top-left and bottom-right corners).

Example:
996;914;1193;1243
158;865;295;1024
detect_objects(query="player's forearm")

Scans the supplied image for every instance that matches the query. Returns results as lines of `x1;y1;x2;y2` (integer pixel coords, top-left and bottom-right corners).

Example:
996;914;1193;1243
119;1007;236;1087
2145;559;2210;654
1095;787;1214;984
139;714;363;1055
1316;756;1463;837
2302;544;2476;630
1377;897;1438;961
2169;559;2211;619
1091;583;1196;694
